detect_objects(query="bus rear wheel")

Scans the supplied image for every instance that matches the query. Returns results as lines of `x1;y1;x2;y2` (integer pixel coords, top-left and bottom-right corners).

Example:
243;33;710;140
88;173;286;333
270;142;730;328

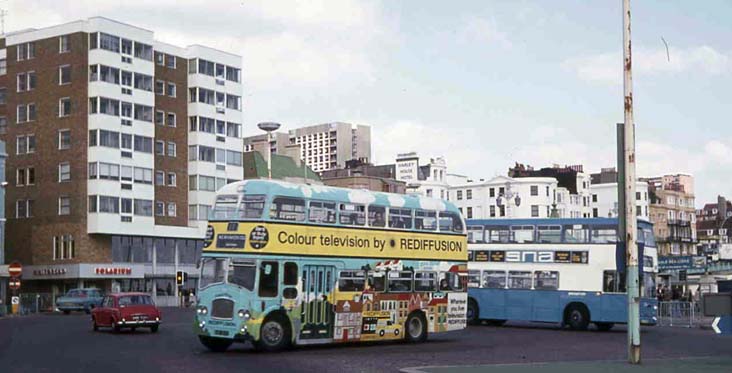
565;304;590;331
467;299;480;325
199;336;233;352
595;322;614;332
405;312;427;343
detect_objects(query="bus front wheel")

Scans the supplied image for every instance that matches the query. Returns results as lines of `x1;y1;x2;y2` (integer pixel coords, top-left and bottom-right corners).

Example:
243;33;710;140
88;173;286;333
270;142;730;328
595;322;614;332
565;304;590;331
467;299;480;325
405;312;427;343
254;315;291;352
199;336;233;352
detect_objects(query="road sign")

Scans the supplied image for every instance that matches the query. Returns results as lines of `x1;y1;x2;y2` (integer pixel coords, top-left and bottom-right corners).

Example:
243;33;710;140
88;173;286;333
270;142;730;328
9;278;21;290
11;296;19;305
711;316;732;335
8;262;22;278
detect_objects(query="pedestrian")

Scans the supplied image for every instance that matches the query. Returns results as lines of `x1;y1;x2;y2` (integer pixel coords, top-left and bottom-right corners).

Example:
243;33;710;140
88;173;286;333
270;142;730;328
189;291;197;307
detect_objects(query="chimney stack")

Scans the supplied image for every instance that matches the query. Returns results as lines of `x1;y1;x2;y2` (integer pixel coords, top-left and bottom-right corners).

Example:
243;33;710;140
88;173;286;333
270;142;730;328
719;195;728;220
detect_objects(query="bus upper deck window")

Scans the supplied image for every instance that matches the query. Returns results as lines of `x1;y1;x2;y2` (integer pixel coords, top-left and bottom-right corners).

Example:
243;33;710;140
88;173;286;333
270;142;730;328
467;226;484;243
339;203;365;226
439;211;463;233
309;201;337;224
367;205;386;227
415;210;437;231
487;226;510;243
238;194;265;219
270;197;306;222
591;226;618;243
564;225;589;243
537;225;562;243
388;208;413;229
511;225;535;243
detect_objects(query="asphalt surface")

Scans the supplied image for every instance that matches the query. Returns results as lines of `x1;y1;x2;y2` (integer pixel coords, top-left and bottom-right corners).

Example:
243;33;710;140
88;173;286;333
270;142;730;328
0;308;729;373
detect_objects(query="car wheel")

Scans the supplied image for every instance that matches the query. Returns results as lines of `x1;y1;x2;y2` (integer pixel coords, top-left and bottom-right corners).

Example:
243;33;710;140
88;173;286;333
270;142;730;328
92;318;99;332
131;327;137;332
256;316;291;352
405;312;428;343
63;310;70;315
150;324;159;333
199;336;233;353
113;323;121;333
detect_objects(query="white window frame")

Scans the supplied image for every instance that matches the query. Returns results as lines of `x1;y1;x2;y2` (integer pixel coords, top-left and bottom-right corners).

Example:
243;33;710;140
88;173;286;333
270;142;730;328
167;172;177;187
167;141;176;157
58;129;71;150
58;162;71;182
59;35;70;53
166;112;176;127
58;196;71;215
167;202;177;217
59;97;71;117
58;65;72;85
166;82;176;97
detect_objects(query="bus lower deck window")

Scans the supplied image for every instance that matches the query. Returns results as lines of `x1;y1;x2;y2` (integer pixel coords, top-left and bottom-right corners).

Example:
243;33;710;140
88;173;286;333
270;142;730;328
482;271;506;289
368;272;386;292
388;271;413;292
534;271;559;290
415;271;438;291
508;271;532;289
258;261;279;297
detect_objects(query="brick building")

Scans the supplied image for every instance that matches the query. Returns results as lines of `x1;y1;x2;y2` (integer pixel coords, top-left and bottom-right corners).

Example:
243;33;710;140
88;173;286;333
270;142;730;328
642;174;697;256
0;17;244;305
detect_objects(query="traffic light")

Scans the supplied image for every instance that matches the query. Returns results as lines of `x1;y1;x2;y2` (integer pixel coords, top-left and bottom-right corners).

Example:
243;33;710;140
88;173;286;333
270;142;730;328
176;271;184;285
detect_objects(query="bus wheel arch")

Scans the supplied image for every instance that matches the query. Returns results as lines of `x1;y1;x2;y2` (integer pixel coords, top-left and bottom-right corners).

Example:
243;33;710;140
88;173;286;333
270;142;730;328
564;302;591;331
467;298;480;325
254;311;293;352
404;311;428;343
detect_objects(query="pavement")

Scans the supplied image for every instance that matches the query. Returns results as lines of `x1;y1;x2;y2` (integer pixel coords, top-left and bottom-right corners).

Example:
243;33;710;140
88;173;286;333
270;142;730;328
1;308;730;372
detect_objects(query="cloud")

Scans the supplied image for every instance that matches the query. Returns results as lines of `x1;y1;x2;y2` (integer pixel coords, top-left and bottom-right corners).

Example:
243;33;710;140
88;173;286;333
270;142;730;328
562;45;732;85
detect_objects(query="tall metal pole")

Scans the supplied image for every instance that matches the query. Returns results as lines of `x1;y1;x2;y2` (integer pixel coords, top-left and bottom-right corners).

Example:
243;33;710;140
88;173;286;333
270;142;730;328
622;0;641;364
267;131;273;180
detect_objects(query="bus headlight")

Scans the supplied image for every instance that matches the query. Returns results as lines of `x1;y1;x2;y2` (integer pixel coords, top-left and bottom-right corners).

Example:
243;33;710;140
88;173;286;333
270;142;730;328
197;306;208;315
238;309;251;320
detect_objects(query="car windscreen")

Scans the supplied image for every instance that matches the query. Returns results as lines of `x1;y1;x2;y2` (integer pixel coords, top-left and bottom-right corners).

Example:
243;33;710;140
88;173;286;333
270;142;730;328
118;295;154;306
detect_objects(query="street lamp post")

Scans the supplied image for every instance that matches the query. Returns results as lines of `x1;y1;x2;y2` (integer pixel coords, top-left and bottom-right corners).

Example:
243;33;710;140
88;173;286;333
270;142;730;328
257;122;281;180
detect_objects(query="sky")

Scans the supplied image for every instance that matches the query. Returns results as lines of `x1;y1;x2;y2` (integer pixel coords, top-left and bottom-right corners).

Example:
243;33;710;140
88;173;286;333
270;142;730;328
6;0;732;207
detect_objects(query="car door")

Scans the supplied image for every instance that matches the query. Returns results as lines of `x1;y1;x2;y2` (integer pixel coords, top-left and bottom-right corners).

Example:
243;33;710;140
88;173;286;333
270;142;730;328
102;297;114;325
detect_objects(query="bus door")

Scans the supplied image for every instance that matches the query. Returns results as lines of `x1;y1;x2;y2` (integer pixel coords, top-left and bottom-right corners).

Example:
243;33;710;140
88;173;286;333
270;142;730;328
299;265;335;341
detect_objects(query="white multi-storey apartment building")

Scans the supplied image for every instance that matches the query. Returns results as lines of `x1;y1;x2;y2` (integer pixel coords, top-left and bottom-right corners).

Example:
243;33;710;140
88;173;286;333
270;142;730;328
288;122;371;172
589;182;650;219
449;176;560;219
0;17;243;305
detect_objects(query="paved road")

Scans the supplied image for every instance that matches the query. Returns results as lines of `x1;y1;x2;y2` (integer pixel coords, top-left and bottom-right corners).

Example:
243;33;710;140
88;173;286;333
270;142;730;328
0;308;729;373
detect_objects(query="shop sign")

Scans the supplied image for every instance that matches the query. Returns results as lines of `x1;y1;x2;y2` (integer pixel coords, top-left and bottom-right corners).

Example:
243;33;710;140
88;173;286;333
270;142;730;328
94;267;133;276
33;268;68;276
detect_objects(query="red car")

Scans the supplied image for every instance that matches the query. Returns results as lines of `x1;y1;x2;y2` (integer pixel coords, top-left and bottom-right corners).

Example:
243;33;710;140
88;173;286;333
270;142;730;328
91;293;161;333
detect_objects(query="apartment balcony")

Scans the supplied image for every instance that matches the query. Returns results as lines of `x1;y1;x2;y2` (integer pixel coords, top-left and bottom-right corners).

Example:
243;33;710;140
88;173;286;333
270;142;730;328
656;235;696;244
667;219;691;227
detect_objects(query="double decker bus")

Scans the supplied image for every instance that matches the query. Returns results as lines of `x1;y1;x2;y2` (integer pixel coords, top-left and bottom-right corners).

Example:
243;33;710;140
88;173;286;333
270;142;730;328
195;180;468;352
465;218;658;331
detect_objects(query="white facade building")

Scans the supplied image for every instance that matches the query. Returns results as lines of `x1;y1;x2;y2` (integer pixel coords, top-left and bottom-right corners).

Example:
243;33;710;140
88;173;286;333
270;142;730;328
449;176;562;219
395;153;449;199
288;122;371;172
589;182;650;220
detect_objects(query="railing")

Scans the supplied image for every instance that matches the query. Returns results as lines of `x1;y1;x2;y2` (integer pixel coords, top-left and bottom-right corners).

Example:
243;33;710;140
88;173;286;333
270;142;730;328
657;301;703;327
18;293;57;315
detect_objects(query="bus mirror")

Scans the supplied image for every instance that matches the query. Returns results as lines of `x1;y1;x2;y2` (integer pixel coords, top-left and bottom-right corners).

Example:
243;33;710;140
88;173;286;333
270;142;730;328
264;264;272;275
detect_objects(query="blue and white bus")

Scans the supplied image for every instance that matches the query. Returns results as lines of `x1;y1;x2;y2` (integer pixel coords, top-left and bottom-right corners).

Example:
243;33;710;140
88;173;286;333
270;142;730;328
465;218;658;331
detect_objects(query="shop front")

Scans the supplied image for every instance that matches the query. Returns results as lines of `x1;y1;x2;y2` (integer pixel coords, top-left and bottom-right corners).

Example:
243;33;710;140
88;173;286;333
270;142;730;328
22;264;146;301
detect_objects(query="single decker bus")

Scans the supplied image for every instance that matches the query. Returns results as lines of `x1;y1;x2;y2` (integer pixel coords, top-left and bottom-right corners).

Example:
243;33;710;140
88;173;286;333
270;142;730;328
465;218;658;331
195;180;468;352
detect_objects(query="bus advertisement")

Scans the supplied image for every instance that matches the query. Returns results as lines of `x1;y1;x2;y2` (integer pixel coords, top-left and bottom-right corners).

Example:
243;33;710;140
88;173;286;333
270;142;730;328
465;218;658;331
194;180;468;352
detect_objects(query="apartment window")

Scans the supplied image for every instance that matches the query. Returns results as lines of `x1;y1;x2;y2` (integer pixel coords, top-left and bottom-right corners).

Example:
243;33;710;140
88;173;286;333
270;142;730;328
531;205;539;217
0;117;6;134
166;54;176;69
59;97;71;117
489;205;496;217
466;189;473;200
17;72;36;92
167;203;177;217
59;65;72;85
121;198;133;214
457;190;463;200
226;94;241;110
16;168;26;186
59;35;70;53
134;199;154;216
100;65;119;84
592;194;598;203
166;82;176;97
467;207;473;219
167;142;176;157
593;208;599;218
134;42;153;61
134;167;153;184
58;129;71;149
155;80;164;95
155;171;165;186
530;185;539;196
59;163;71;182
155;141;164;155
226;122;241;138
121;133;132;150
99;196;120;213
0;59;6;75
166;112;176;127
0;87;6;104
16;134;36;154
134;104;153;122
59;196;71;215
155;52;164;65
155;201;165;216
16;200;34;218
155;110;164;125
636;192;641;200
133;73;153;91
226;66;240;82
17;42;36;60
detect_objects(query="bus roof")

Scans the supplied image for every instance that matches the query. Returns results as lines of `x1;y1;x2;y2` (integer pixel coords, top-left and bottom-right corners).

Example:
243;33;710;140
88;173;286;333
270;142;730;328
466;217;653;228
217;179;462;214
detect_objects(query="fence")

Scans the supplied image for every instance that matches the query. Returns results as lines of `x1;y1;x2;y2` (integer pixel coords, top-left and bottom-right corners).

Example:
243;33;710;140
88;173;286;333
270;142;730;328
657;301;703;327
18;293;57;315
